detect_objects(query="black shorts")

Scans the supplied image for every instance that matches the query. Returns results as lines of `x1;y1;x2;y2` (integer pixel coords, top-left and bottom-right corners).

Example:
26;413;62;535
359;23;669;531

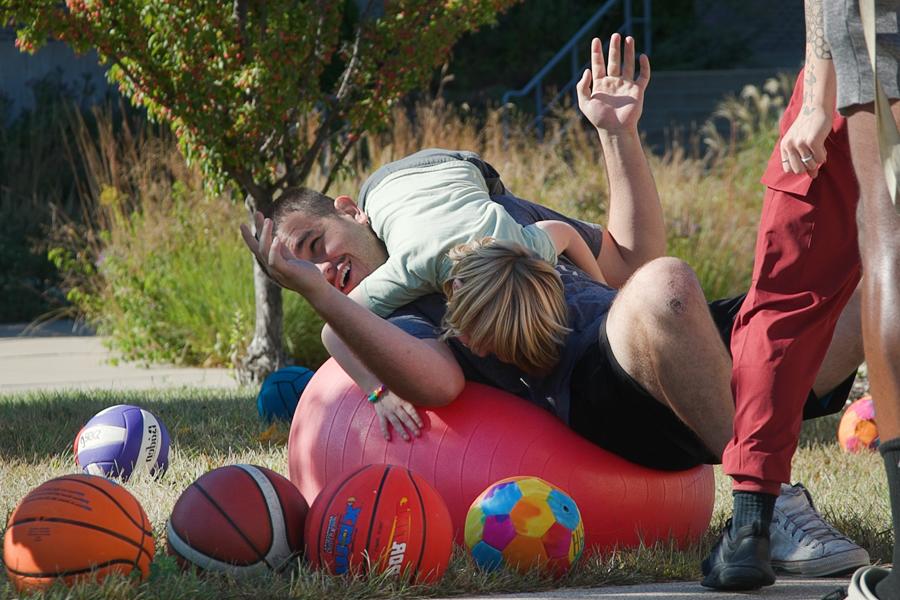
568;295;857;471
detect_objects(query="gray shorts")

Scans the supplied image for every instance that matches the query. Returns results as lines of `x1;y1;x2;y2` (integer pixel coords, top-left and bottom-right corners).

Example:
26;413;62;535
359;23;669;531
824;0;900;113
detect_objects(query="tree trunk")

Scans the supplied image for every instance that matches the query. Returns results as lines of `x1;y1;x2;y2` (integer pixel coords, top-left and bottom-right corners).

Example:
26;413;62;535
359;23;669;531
236;193;286;384
237;260;286;384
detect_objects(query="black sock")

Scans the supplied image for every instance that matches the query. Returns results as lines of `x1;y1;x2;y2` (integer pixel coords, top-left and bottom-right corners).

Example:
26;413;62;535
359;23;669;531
876;437;900;600
731;491;776;534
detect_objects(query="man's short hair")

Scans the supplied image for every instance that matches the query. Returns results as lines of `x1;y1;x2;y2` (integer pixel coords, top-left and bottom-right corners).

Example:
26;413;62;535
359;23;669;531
441;238;570;375
273;187;337;230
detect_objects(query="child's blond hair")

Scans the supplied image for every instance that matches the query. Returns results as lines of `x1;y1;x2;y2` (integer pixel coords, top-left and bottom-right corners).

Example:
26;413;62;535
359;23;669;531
441;238;570;375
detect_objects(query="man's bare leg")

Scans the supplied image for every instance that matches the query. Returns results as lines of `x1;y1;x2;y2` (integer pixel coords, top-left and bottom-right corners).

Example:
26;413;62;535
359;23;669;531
849;103;900;441
848;101;900;600
606;258;864;461
605;256;735;457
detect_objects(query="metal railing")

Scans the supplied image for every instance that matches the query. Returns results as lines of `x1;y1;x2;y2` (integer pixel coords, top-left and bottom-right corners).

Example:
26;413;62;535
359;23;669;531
501;0;651;137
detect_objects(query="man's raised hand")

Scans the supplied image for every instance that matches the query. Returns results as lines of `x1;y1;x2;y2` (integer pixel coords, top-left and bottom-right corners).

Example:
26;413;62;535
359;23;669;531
577;34;650;133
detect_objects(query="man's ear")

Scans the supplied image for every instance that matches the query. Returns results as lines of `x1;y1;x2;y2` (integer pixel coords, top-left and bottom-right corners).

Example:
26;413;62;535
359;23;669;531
334;195;368;224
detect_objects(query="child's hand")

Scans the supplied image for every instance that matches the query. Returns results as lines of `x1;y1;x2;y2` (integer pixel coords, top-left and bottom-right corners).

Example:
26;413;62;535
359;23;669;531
373;392;423;442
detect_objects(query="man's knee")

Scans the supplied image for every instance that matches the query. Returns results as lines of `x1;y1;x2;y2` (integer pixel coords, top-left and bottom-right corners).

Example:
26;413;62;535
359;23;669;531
622;257;705;322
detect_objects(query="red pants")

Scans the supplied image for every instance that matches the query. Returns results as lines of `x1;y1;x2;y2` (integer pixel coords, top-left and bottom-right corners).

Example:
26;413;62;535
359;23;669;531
722;71;862;495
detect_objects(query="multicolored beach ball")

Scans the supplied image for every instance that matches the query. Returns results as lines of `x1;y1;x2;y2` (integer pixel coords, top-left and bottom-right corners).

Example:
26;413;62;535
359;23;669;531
464;476;584;575
838;396;879;453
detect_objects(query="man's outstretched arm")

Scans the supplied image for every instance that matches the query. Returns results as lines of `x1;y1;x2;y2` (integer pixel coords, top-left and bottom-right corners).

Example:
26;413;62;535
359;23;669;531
578;34;665;288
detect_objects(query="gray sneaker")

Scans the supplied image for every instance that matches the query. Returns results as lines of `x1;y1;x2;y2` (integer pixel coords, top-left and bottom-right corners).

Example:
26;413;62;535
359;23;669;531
769;483;870;577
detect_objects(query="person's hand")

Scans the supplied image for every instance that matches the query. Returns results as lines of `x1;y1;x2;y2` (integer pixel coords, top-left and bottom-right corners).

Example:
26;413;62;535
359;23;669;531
240;211;281;284
373;392;423;442
780;107;831;178
577;34;650;133
240;213;326;297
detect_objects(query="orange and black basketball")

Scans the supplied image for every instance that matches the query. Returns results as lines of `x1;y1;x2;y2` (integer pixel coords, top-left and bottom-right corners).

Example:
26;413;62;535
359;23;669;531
305;463;453;583
166;464;308;576
3;474;154;592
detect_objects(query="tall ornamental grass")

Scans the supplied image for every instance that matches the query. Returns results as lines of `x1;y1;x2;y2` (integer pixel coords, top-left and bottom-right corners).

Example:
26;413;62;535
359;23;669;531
51;77;789;367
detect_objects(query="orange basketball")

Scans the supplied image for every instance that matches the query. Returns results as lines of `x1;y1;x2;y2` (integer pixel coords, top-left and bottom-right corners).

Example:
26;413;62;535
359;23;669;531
3;475;154;592
166;465;308;576
305;464;453;583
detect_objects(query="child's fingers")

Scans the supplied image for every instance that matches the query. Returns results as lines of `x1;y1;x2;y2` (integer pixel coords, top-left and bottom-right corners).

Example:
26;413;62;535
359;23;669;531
378;414;391;441
403;403;423;429
396;408;420;438
387;412;410;441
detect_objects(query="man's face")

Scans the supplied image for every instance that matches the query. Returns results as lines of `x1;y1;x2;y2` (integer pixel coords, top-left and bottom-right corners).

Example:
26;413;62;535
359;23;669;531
277;202;387;295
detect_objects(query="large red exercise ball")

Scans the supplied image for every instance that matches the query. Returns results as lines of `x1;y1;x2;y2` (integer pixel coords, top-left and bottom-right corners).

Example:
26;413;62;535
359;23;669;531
304;464;453;583
288;359;715;555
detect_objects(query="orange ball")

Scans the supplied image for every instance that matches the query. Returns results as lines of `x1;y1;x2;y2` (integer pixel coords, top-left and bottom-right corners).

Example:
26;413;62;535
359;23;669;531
838;396;880;453
3;475;154;592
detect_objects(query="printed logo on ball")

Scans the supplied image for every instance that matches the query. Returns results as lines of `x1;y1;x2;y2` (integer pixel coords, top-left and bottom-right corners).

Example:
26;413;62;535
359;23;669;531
77;425;127;452
143;423;159;464
331;498;362;574
383;496;411;576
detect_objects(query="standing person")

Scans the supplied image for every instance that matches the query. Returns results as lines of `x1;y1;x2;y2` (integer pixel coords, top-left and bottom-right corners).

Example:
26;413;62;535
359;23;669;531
702;75;868;589
828;0;900;597
703;0;900;596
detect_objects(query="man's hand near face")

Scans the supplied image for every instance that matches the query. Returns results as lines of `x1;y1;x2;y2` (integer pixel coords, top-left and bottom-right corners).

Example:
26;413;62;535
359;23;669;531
240;213;330;300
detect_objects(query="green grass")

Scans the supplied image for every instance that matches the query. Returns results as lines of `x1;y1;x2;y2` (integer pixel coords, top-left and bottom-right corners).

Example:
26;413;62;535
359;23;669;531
0;386;892;599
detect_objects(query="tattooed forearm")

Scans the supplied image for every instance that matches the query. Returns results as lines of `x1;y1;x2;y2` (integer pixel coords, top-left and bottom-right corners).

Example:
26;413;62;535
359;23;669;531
805;0;832;59
802;64;818;114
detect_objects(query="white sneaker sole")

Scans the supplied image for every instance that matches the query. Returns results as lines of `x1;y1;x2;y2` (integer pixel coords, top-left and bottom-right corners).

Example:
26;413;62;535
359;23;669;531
771;547;871;577
847;566;889;600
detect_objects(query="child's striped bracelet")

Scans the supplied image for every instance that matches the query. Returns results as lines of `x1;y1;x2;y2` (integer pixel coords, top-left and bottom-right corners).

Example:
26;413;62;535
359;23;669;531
367;384;387;404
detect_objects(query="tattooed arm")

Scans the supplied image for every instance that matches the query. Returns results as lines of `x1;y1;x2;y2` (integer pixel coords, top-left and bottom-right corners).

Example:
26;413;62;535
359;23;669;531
780;0;837;178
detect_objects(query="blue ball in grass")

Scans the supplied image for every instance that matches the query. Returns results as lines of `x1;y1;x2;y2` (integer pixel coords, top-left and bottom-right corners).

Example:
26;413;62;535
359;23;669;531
257;366;315;422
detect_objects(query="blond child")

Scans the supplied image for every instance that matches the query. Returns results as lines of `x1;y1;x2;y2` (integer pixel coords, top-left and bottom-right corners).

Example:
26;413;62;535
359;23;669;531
441;234;602;374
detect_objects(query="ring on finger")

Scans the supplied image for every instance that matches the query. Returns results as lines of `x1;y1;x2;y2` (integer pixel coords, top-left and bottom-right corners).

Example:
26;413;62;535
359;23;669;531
800;155;814;163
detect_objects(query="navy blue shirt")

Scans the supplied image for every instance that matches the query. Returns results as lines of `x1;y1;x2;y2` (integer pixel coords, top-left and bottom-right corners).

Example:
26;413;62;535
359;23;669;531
387;192;617;425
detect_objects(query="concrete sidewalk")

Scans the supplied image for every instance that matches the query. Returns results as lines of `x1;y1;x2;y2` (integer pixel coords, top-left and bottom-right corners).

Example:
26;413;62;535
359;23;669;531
450;577;849;599
0;321;238;393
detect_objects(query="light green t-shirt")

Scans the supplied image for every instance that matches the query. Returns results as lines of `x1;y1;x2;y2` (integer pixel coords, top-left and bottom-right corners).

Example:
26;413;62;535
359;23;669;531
357;159;557;317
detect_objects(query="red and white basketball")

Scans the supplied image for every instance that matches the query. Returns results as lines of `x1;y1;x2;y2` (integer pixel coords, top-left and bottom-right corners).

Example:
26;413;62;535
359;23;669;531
305;464;453;583
166;465;308;575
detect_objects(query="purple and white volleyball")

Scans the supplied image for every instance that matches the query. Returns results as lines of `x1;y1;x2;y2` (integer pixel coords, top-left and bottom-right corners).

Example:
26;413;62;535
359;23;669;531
74;404;170;480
